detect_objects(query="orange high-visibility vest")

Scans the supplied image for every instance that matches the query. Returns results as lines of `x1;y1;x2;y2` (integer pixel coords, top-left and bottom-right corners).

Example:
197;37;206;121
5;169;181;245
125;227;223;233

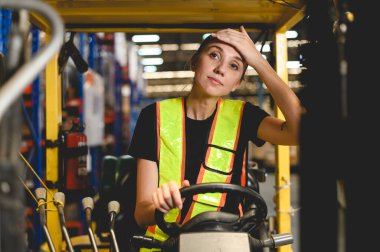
142;97;244;251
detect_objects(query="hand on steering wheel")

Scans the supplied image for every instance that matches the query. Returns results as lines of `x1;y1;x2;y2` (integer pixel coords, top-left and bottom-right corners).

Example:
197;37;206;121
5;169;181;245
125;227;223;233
155;183;267;237
152;180;190;213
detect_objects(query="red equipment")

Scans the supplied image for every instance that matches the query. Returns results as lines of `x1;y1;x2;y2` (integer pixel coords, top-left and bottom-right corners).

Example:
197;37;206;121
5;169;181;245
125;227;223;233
61;118;89;190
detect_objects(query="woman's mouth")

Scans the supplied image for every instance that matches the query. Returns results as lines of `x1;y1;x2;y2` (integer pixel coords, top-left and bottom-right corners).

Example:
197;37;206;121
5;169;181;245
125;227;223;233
207;76;223;85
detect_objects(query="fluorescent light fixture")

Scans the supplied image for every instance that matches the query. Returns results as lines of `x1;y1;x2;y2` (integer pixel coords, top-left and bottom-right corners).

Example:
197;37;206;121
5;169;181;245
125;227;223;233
139;44;161;49
141;58;164;65
180;43;200;51
139;43;199;51
161;44;179;51
256;43;271;52
144;65;158;73
132;34;160;43
147;84;192;93
286;30;298;39
287;39;309;48
143;70;194;79
138;47;162;56
287;61;301;68
139;44;178;52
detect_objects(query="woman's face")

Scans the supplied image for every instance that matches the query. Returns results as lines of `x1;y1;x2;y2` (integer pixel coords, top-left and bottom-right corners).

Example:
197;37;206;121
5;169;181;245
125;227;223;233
192;41;245;97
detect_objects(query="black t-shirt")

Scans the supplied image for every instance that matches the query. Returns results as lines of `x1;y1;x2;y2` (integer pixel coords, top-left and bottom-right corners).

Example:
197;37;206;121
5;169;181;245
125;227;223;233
128;98;269;217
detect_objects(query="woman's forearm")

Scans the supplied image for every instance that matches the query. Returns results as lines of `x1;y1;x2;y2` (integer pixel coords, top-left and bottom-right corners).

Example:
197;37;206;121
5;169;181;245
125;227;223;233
135;159;159;227
254;56;302;138
135;200;157;228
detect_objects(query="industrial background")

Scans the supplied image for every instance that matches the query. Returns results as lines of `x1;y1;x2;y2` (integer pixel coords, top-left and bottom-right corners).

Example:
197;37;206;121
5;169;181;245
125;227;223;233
0;1;375;252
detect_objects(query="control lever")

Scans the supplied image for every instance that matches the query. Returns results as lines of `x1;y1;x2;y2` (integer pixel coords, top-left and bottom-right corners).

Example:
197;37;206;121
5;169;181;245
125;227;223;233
82;197;98;252
108;201;120;252
35;187;56;252
54;192;74;252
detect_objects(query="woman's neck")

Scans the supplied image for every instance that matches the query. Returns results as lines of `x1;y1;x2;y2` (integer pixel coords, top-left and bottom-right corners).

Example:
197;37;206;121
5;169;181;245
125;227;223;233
186;93;219;120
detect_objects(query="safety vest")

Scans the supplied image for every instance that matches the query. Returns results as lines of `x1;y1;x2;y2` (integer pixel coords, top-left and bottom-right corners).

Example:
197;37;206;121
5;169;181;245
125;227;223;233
141;97;245;251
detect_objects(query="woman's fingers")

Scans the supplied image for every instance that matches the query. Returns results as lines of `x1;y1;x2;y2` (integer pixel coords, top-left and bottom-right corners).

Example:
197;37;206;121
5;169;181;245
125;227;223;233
161;183;174;208
153;180;193;213
212;29;245;44
168;181;183;210
182;179;190;188
152;191;168;213
155;187;171;211
212;28;253;53
152;181;183;213
212;26;261;66
239;25;249;36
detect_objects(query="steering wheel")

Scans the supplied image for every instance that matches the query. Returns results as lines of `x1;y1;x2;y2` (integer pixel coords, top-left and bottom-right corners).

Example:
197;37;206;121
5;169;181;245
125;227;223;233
155;183;267;237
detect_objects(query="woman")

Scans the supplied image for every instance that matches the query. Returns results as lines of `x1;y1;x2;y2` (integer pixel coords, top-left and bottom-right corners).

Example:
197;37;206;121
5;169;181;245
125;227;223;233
128;26;302;242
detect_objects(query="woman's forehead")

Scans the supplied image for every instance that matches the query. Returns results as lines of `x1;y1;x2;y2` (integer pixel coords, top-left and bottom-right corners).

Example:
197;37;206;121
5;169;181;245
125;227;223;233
204;41;244;60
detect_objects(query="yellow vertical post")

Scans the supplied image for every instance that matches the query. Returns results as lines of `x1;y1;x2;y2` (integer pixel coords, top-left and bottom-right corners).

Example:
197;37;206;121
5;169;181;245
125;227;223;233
274;32;292;252
45;32;62;251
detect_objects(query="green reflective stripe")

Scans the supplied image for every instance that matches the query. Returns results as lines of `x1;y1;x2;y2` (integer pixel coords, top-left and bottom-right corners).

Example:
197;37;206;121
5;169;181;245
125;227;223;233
144;98;184;250
212;99;243;148
190;200;218;219
191;100;244;210
195;173;227;206
144;208;180;241
165;207;181;221
140;248;161;252
206;100;244;173
205;147;234;173
158;98;184;184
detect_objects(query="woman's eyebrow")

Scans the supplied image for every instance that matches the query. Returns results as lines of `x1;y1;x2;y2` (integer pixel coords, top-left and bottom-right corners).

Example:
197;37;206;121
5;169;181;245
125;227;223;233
208;45;244;63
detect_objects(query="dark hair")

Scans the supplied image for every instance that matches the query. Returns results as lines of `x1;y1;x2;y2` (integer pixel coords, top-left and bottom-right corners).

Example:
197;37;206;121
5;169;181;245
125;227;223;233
190;35;248;80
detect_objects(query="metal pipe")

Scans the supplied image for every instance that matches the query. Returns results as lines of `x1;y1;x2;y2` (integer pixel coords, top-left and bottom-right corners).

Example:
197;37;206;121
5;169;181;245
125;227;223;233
0;0;64;122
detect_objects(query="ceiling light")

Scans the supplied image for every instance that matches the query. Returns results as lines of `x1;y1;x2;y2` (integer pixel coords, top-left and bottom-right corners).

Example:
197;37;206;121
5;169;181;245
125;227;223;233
147;84;192;93
286;30;298;39
287;61;301;68
144;66;158;73
180;43;200;51
141;58;163;65
139;44;161;49
256;43;271;52
143;70;194;79
132;34;160;43
138;47;162;56
161;44;179;51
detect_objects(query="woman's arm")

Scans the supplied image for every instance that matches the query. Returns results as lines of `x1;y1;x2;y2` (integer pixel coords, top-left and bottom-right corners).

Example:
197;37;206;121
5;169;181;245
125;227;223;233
212;26;302;145
134;158;189;228
134;159;159;227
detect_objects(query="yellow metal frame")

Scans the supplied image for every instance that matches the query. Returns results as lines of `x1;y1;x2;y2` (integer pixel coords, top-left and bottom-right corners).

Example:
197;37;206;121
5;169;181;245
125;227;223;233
274;31;292;252
45;33;62;251
30;2;305;251
273;10;305;252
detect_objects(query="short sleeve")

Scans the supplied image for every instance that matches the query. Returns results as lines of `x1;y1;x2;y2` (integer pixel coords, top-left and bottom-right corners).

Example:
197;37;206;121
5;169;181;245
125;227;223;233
127;103;157;162
243;102;270;147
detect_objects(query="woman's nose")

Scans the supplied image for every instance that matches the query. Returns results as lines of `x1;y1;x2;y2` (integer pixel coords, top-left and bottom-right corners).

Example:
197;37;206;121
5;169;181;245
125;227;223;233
213;62;226;76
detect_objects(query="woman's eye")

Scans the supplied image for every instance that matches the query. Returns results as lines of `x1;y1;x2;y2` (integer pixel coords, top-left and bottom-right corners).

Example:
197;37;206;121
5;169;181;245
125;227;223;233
209;52;219;59
230;64;239;70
